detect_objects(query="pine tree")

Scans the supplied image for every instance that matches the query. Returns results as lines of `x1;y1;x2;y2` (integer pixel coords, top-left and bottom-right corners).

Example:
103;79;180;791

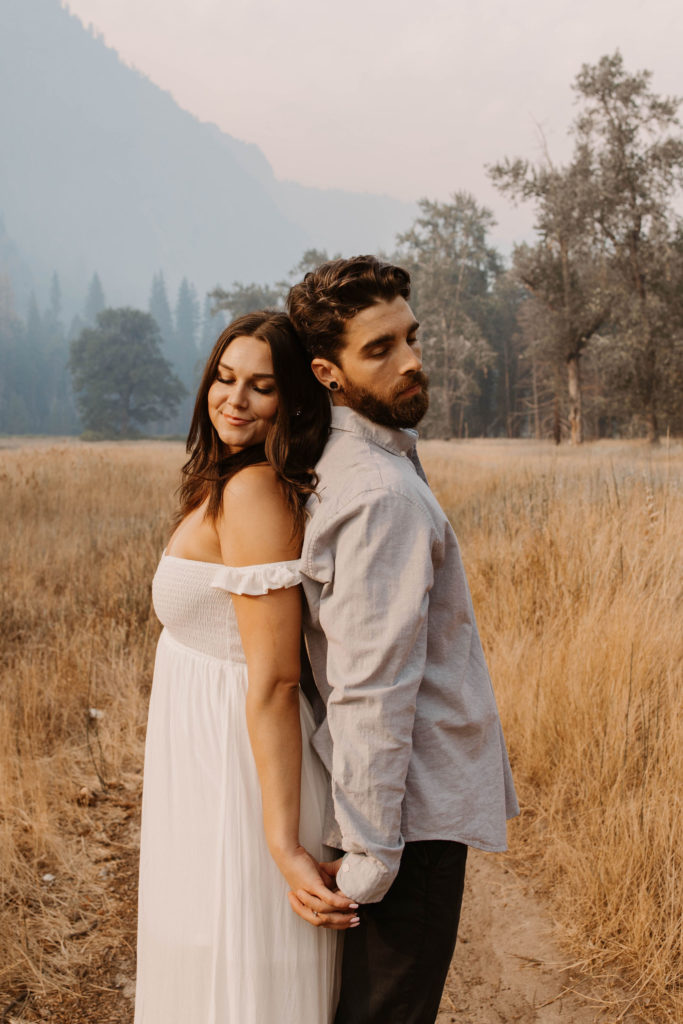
199;293;219;359
69;308;186;437
209;281;282;320
574;53;683;441
397;193;500;438
84;272;106;325
174;277;200;369
0;274;30;433
148;271;174;345
44;271;64;348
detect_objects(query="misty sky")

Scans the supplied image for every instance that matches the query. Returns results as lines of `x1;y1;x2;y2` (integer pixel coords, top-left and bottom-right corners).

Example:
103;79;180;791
65;0;682;248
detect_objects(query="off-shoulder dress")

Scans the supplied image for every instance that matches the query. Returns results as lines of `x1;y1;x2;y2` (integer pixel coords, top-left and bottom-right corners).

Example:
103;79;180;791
134;552;340;1024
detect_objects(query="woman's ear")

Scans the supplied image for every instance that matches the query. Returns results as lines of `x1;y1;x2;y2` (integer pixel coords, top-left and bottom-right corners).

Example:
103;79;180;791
311;358;342;391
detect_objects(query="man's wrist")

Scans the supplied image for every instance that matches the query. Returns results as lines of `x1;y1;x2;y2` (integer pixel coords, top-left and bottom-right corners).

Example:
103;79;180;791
336;850;397;904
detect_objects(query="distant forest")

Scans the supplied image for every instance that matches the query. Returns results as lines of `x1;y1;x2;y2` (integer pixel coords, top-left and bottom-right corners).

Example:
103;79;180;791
1;47;682;441
0;267;228;438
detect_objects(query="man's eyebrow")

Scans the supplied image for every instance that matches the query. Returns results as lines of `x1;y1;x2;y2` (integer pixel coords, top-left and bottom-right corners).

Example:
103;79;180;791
359;320;420;354
217;361;275;379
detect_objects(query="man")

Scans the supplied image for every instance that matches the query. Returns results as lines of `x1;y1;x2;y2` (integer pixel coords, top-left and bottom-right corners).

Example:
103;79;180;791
287;256;518;1024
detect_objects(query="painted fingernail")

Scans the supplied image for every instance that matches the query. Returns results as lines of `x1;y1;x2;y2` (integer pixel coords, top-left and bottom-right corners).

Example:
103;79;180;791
350;916;360;924
349;903;359;909
350;920;360;927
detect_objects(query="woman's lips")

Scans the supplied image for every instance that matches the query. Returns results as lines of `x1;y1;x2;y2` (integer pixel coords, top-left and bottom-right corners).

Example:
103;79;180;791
223;414;252;425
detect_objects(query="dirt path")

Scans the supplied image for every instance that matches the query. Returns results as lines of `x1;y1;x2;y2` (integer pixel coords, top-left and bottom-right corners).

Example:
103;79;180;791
438;850;630;1024
25;821;630;1023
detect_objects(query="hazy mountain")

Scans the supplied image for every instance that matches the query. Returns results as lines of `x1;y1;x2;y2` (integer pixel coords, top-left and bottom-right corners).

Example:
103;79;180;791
0;0;414;316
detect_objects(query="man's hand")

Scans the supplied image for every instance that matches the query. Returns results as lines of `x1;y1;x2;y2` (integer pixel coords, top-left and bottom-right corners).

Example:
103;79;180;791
319;856;345;888
279;846;359;930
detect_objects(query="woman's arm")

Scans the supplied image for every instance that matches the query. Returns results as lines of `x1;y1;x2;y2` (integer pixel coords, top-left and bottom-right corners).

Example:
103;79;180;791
217;466;357;929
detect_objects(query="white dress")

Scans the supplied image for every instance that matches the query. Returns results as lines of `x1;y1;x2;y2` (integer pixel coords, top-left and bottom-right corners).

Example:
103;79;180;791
134;553;340;1024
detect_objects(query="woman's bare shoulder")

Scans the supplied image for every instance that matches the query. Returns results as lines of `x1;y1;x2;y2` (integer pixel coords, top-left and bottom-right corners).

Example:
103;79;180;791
219;463;299;564
222;463;284;504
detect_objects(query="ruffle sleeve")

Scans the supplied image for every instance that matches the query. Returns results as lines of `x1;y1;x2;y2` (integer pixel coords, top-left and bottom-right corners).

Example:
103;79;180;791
210;559;302;596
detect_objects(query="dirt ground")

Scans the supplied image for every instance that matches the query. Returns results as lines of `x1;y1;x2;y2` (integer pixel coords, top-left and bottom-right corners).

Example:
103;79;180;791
9;806;634;1024
438;850;635;1024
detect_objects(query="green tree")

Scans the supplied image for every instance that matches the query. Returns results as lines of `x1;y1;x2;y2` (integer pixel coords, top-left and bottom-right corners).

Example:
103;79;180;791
489;150;613;444
573;52;683;441
199;293;219;358
209;281;282;320
0;274;30;433
592;231;683;436
209;250;332;334
69;308;186;438
84;272;106;325
476;272;526;438
148;271;174;345
287;248;331;280
46;271;63;336
491;53;683;442
397;192;500;438
173;277;200;370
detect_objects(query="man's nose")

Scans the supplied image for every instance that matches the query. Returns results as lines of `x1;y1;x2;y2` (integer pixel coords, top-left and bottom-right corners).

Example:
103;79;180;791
401;340;422;373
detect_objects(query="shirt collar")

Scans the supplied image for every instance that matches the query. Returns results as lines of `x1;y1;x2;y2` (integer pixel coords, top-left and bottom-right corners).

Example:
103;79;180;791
330;406;418;457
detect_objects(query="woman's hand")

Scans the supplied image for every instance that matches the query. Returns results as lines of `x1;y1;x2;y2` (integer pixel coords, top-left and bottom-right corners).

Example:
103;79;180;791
277;845;360;930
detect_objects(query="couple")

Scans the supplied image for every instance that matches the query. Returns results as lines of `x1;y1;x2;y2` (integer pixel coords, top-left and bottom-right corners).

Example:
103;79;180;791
134;256;518;1024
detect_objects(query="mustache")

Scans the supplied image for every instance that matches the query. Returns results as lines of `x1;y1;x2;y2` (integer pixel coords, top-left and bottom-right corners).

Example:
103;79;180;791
395;370;429;398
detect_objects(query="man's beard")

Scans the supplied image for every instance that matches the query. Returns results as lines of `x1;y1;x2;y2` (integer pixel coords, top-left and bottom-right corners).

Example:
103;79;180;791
341;371;429;429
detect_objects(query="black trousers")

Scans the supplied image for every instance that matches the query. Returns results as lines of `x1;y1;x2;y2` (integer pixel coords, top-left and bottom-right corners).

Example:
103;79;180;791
334;840;468;1024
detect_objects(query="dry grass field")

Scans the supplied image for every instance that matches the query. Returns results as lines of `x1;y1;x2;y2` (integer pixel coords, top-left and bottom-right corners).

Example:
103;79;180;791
0;437;681;1023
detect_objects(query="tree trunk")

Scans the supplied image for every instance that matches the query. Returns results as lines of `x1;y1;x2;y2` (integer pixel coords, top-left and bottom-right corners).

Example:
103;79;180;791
553;368;562;446
120;391;131;437
441;383;452;440
567;354;583;444
531;356;541;440
645;406;659;444
504;344;512;438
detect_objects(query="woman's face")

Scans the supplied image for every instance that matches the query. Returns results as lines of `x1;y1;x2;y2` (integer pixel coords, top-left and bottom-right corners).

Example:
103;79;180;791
207;335;279;453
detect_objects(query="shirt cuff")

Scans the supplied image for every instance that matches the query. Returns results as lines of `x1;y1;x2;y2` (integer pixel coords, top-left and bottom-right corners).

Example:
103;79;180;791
336;851;397;904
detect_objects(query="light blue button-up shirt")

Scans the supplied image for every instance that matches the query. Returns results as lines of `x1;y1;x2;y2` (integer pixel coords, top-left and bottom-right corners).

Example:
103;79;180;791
300;407;519;904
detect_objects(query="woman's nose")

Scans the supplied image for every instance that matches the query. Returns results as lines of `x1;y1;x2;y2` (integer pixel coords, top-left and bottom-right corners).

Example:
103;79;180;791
227;385;248;408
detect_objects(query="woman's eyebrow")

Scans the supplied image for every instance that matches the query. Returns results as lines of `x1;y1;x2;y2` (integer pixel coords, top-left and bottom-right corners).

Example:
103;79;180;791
217;362;274;379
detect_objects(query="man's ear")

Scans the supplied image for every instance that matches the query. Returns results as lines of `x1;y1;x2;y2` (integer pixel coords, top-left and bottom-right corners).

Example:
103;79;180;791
311;358;342;391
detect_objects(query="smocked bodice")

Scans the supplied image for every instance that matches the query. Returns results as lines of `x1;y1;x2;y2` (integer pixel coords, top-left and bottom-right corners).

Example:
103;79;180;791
152;553;302;662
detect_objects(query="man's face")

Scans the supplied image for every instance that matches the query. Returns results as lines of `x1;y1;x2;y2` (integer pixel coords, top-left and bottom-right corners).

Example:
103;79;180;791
317;296;429;429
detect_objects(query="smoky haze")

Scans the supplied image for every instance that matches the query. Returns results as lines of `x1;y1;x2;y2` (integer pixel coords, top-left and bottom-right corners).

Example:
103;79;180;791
0;0;415;317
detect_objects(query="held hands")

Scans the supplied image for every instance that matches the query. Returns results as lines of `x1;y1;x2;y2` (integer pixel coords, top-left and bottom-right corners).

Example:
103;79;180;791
277;845;360;930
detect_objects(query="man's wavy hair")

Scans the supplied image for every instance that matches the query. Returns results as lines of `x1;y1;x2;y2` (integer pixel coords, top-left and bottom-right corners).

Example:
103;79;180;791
287;255;411;365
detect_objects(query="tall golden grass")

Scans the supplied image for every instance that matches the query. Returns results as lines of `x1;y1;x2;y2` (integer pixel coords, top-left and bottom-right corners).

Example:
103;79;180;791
423;438;683;1023
0;437;681;1022
0;442;178;1021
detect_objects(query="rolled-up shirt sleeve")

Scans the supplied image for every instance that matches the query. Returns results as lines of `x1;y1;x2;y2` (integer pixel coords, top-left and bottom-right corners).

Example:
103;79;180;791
314;487;434;903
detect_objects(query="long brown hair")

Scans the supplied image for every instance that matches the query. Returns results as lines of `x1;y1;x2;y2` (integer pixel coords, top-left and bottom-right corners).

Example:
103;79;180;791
175;311;330;539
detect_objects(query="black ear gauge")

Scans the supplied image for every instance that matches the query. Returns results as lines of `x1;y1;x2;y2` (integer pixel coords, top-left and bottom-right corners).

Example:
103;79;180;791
329;381;340;391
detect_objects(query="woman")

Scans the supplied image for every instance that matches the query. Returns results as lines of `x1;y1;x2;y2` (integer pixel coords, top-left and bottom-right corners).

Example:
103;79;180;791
134;312;355;1024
